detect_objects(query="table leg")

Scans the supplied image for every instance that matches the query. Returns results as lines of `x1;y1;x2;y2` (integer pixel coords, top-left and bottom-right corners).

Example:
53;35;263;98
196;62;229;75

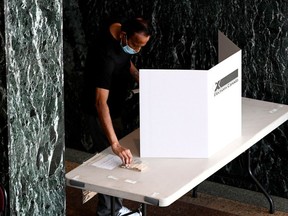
192;186;198;198
141;203;147;216
247;149;275;214
110;196;115;216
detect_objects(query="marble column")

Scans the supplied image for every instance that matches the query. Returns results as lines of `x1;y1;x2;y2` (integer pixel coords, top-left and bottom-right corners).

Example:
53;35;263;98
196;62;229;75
1;0;65;215
0;0;8;204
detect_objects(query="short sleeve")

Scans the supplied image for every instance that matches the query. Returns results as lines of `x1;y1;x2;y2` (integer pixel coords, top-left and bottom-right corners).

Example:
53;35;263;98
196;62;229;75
95;56;116;90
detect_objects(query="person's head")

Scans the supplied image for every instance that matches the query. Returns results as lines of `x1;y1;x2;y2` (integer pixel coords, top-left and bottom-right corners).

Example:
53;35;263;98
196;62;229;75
120;18;151;54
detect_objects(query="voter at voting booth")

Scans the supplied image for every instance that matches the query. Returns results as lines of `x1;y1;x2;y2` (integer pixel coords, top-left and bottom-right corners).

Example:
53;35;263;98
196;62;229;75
83;17;151;216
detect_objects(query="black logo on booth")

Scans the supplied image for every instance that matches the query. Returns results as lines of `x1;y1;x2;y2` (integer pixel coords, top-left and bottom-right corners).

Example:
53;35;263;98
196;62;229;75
214;69;238;96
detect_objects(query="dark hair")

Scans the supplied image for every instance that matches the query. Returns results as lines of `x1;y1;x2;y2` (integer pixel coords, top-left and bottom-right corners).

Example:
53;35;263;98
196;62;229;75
121;18;152;39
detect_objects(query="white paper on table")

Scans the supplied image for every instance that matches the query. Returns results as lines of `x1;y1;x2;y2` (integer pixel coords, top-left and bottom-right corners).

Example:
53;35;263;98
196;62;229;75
91;154;122;170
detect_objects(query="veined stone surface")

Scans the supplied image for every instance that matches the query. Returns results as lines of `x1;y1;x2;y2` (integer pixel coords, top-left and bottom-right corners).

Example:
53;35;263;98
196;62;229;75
5;0;64;214
0;0;8;192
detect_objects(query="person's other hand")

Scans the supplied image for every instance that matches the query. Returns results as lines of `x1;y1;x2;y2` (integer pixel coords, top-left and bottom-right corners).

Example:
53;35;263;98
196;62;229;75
111;143;133;165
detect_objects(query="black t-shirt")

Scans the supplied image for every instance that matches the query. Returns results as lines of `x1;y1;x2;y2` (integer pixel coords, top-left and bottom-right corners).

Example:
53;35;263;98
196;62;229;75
83;23;132;118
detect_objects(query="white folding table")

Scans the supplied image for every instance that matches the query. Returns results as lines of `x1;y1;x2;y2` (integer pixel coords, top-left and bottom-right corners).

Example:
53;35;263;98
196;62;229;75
66;98;288;215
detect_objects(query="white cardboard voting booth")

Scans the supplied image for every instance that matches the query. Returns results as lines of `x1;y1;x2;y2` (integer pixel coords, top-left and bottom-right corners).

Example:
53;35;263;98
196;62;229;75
139;31;242;158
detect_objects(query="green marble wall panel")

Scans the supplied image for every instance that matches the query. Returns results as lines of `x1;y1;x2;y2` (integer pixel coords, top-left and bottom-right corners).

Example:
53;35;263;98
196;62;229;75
5;0;65;215
0;0;8;193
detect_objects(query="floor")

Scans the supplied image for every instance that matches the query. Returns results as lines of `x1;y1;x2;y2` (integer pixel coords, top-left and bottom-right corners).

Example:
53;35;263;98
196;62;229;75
65;148;288;216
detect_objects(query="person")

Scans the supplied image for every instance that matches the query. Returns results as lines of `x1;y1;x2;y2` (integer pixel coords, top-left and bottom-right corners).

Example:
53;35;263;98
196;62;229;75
83;17;151;216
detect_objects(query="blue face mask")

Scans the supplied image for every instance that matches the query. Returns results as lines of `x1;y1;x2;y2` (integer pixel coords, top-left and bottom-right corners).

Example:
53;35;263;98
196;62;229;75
121;36;139;55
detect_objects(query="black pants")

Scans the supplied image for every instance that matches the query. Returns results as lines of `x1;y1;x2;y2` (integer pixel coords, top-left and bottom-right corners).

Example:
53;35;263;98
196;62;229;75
87;114;123;216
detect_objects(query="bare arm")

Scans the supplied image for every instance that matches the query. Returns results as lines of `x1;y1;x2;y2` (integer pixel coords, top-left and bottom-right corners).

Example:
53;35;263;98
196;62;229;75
129;61;139;83
95;88;133;164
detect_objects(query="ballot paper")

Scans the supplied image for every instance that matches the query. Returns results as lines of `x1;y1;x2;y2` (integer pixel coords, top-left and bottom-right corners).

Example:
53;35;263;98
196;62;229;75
91;154;147;171
91;154;122;170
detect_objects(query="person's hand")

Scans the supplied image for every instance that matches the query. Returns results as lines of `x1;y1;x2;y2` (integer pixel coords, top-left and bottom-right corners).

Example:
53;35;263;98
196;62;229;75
111;142;133;165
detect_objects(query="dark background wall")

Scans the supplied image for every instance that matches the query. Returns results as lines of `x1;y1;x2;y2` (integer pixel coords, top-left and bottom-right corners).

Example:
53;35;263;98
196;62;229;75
64;0;288;198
